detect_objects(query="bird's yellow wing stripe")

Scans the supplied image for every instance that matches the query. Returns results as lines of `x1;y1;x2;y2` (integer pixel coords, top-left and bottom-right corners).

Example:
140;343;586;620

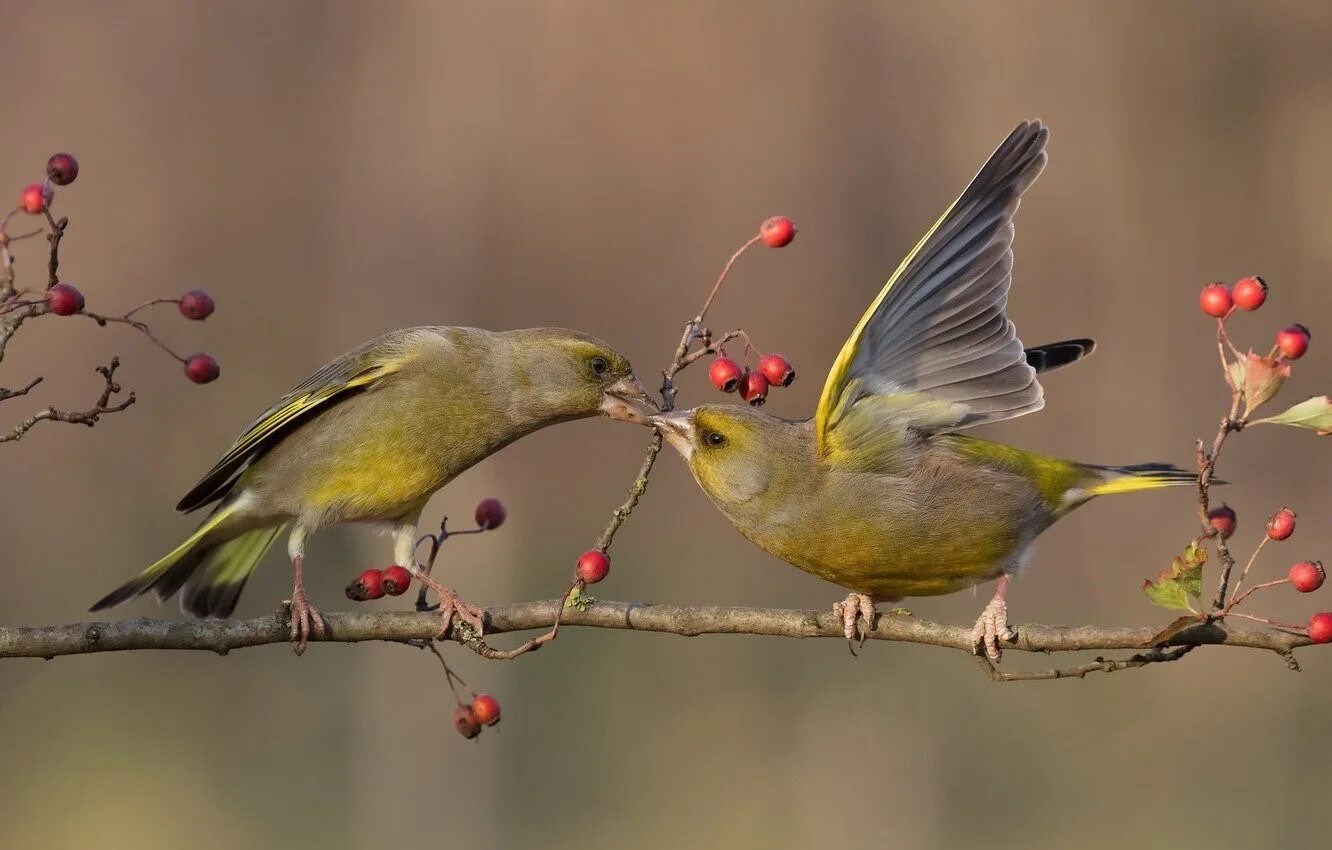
813;198;960;453
207;363;397;474
177;357;407;512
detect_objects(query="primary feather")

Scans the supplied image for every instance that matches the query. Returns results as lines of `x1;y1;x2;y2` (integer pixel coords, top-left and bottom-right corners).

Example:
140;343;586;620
817;120;1051;451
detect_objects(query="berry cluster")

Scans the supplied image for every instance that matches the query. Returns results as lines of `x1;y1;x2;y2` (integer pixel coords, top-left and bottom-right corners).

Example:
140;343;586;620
1146;276;1331;649
1199;276;1310;367
1200;504;1331;641
453;693;502;739
3;151;222;387
345;564;412;601
698;215;800;407
344;498;506;603
708;348;795;407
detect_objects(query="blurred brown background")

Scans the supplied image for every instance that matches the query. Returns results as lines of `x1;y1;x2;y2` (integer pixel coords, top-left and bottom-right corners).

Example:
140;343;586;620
4;2;1332;848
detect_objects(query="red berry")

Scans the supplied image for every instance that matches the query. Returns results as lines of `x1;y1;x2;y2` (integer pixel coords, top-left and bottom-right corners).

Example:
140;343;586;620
1308;612;1332;644
1266;508;1296;541
475;497;506;530
576;549;610;584
453;704;483;739
345;568;385;601
472;694;501;726
184;353;220;384
1290;561;1325;593
758;353;795;387
1198;283;1232;318
1231;275;1267;311
1276;323;1310;360
739;370;769;406
178;289;215;320
381;565;412;596
46;153;79;186
759;216;796;248
1207;505;1237;539
708;357;743;393
45;282;84;316
18;183;51;215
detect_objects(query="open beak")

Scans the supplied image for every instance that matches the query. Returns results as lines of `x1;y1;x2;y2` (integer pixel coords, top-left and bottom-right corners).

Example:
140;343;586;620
648;410;695;458
599;374;660;424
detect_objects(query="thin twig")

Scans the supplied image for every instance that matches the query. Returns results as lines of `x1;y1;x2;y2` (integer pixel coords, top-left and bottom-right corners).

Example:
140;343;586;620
43;211;66;289
1;358;135;444
973;645;1196;682
82;311;188;362
0;376;42;402
1226;535;1271;608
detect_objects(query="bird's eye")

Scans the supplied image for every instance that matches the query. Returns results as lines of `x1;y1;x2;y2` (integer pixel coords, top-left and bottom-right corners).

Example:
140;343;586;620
590;356;609;375
704;432;726;447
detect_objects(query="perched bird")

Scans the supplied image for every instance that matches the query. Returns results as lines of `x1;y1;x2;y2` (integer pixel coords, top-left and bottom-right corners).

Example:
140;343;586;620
652;121;1196;660
92;326;657;652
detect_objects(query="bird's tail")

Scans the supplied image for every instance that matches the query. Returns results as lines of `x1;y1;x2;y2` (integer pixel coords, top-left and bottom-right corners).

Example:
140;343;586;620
91;504;285;618
1083;462;1200;497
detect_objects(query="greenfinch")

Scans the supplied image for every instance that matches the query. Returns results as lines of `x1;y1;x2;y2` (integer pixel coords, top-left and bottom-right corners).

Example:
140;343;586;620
652;121;1195;660
92;326;656;651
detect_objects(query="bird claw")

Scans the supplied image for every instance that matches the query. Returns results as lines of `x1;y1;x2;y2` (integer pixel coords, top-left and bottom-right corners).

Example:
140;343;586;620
287;589;326;656
969;595;1015;663
832;592;878;655
435;587;485;641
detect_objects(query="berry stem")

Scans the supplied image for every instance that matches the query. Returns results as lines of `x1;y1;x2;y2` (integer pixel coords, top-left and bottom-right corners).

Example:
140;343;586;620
425;641;473;705
82;309;189;363
1225;611;1306;632
696;234;761;325
122;297;182;319
1226;534;1271;609
1223;578;1288;613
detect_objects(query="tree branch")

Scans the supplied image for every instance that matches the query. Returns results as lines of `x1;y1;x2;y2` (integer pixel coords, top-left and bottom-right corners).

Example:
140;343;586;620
0;601;1313;682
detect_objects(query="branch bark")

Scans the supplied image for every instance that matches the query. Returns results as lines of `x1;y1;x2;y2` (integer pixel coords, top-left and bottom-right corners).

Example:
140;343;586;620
0;601;1313;680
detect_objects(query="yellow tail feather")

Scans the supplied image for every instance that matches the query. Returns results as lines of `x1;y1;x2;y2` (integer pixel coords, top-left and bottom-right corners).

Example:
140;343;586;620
1086;463;1198;497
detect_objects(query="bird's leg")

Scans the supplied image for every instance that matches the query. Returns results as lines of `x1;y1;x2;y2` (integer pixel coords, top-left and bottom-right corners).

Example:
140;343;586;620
969;574;1016;663
394;520;485;641
286;527;326;655
832;592;881;655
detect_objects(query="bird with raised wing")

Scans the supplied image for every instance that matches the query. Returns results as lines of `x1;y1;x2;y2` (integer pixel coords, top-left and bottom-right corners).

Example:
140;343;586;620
652;121;1195;660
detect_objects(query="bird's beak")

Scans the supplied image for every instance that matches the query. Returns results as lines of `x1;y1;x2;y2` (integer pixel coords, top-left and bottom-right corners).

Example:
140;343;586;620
599;374;660;424
649;411;695;459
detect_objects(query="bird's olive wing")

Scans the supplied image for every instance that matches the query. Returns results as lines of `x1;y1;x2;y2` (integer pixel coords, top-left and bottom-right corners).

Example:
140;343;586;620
815;120;1050;453
175;331;417;512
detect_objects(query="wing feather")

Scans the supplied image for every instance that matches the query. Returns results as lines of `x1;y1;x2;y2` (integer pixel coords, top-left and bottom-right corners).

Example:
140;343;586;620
816;121;1051;455
175;330;427;512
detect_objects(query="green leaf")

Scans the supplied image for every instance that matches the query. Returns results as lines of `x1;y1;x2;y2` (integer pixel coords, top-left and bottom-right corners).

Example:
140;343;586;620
1142;543;1208;610
1143;577;1192;610
1250;395;1332;435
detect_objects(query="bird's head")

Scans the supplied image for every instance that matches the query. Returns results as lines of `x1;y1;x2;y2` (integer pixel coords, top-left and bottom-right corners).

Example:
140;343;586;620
651;404;789;505
510;329;658;425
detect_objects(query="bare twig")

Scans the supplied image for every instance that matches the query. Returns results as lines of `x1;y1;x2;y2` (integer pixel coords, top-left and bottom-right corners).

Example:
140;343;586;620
81;311;189;362
0;376;42;402
1;358;135;444
973;645;1196;682
43;211;65;289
